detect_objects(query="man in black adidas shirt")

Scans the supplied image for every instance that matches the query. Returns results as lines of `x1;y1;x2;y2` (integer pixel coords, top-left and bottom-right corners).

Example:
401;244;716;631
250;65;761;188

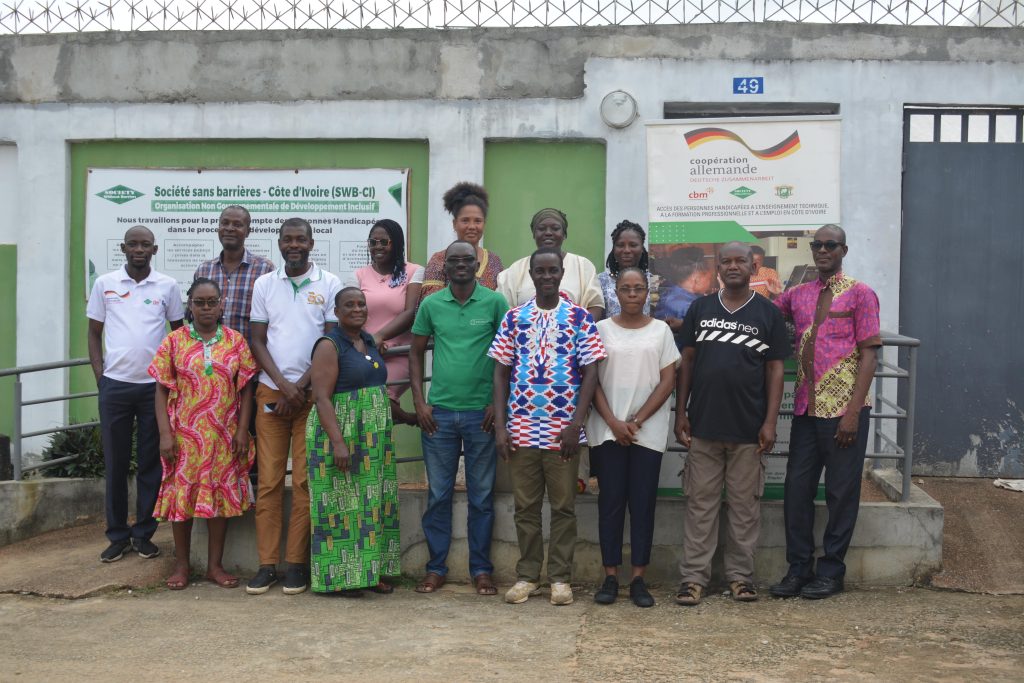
673;242;790;606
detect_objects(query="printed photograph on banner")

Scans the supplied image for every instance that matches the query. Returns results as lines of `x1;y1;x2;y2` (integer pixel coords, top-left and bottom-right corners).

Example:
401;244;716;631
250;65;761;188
84;168;411;300
646;116;841;460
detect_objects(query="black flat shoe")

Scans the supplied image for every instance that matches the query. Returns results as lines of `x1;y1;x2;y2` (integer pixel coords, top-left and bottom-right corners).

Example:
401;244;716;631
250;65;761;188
769;574;812;598
594;575;618;605
800;576;844;600
629;577;655;608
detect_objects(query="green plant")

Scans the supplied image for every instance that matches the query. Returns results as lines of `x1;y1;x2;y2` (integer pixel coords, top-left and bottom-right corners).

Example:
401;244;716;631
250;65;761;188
40;423;136;478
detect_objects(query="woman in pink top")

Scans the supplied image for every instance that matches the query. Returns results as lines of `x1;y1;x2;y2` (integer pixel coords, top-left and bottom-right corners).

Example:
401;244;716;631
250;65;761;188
350;219;423;424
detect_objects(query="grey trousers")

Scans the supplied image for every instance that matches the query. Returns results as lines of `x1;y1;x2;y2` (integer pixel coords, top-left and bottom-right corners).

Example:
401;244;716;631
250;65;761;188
678;438;765;586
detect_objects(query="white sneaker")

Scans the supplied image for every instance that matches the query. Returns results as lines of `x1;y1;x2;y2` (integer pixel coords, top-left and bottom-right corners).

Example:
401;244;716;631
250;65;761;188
505;581;541;604
550;582;574;606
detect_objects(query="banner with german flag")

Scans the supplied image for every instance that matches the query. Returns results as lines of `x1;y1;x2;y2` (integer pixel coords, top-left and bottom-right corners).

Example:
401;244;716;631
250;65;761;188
646;116;840;243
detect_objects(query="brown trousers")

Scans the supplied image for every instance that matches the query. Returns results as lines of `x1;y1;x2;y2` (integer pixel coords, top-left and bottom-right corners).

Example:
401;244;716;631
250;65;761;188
678;438;765;586
254;383;313;566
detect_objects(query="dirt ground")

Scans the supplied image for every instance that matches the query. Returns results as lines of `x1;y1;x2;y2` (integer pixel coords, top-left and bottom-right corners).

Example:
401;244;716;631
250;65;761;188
1;582;1022;682
918;477;1024;594
2;476;1022;681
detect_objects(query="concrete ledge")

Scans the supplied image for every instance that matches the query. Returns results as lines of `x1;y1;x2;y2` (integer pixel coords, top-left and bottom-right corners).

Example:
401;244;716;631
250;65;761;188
0;478;112;547
193;477;943;587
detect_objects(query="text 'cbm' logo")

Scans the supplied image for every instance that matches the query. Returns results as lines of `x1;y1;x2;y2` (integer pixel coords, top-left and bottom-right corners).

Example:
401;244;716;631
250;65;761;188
96;185;145;205
684;128;801;160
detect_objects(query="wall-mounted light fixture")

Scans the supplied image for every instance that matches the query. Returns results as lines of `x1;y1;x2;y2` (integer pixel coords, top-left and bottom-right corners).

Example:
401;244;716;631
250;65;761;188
600;90;639;129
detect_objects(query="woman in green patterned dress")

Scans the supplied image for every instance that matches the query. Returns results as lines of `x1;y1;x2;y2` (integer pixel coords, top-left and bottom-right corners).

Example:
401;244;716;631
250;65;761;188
307;287;400;595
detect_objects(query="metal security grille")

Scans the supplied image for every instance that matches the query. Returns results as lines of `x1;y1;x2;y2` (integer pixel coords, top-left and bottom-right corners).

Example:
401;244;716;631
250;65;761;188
1;0;1022;33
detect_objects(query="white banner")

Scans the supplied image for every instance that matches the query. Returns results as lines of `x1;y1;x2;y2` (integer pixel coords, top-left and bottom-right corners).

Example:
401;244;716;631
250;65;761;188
646;116;840;243
85;167;410;299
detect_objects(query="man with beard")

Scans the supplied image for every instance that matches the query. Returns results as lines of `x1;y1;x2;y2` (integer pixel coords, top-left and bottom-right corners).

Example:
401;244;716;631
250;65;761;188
246;218;341;596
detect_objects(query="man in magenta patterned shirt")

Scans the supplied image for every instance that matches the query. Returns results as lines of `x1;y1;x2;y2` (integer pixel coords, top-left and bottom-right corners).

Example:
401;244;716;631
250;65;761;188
490;247;607;607
769;225;881;600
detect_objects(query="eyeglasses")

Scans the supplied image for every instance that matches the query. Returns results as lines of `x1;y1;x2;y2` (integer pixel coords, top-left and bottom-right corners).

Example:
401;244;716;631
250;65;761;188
617;286;648;295
367;238;392;247
445;256;476;265
809;240;844;251
191;298;221;309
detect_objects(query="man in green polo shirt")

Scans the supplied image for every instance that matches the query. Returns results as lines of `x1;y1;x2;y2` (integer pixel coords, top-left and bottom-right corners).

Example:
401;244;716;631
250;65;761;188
409;240;509;596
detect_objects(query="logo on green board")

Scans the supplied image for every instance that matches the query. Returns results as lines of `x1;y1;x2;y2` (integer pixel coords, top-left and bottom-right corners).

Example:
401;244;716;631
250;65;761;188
388;183;403;206
96;185;144;204
729;186;756;200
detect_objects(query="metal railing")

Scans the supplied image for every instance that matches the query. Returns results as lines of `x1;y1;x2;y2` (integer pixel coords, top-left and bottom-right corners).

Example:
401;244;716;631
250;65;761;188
1;334;919;497
0;0;1020;33
665;330;920;502
0;345;429;480
0;357;96;481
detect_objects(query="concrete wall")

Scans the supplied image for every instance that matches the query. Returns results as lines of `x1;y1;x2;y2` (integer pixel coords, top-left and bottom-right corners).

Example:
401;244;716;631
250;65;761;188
0;477;113;546
193;472;943;586
1;25;1023;448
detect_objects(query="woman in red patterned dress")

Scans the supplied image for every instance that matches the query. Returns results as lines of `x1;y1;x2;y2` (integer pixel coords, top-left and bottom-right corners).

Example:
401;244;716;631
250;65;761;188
149;277;258;590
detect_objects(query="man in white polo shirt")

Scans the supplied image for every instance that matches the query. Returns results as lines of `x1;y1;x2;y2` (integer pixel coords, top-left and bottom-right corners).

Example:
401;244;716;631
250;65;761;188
246;217;341;596
86;225;185;563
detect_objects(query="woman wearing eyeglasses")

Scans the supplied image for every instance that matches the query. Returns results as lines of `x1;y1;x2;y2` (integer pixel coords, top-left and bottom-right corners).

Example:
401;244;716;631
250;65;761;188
349;219;423;424
149;277;258;591
586;267;680;608
419;182;505;302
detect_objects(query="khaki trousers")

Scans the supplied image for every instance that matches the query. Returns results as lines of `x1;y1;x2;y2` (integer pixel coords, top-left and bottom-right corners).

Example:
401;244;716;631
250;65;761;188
679;438;765;586
254;384;313;566
508;447;580;584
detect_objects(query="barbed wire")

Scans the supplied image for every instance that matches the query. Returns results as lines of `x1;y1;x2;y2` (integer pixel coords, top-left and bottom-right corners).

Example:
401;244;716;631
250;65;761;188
0;0;1019;33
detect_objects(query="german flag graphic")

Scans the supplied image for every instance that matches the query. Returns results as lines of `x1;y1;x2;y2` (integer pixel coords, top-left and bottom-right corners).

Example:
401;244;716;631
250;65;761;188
684;127;801;160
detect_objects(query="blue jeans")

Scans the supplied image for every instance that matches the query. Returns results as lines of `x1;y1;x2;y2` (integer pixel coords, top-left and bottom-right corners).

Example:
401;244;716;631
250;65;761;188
421;407;497;577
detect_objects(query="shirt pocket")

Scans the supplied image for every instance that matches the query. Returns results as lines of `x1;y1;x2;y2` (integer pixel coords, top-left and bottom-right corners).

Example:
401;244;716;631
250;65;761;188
824;308;856;340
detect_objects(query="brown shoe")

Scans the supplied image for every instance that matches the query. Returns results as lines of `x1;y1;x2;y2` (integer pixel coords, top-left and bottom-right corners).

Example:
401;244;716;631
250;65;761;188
675;582;704;606
415;572;446;594
473;573;497;596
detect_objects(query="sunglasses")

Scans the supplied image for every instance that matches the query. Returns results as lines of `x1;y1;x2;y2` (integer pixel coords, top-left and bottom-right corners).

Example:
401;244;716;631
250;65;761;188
191;297;221;309
809;240;845;251
367;238;392;247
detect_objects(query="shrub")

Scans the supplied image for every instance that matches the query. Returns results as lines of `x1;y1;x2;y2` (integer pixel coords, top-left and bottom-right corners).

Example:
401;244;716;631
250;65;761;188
40;423;136;479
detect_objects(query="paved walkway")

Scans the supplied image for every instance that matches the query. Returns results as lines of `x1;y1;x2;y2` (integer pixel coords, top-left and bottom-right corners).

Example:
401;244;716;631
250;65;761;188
2;581;1022;681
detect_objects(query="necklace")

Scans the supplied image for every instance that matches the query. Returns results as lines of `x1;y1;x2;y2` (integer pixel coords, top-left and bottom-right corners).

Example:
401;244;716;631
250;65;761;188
189;323;224;376
349;334;380;369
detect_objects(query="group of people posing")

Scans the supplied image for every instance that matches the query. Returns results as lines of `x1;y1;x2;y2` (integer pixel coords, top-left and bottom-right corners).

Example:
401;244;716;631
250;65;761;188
86;181;880;608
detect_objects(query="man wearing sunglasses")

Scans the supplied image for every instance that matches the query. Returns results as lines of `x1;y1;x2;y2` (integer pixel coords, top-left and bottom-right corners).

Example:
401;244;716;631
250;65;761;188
769;225;881;600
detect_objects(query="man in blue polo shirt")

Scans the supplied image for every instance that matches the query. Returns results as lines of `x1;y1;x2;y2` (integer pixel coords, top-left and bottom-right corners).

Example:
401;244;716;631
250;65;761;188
409;240;508;596
87;225;184;563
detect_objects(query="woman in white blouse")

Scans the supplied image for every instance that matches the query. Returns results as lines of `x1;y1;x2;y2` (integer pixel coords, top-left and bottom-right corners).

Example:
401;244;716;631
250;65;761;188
587;267;680;607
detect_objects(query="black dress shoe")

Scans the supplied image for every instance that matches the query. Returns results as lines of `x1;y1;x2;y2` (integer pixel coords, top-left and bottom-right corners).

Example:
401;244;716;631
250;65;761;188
769;574;812;598
594;575;619;605
800;576;844;600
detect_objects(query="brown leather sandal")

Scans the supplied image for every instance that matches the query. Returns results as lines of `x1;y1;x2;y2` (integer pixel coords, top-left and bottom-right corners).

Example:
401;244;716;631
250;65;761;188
473;573;498;596
675;582;704;606
730;581;758;602
415;572;446;593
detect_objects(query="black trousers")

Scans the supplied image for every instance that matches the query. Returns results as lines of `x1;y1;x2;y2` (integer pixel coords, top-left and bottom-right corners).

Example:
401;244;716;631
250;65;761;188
783;407;870;580
591;441;663;567
98;377;161;544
